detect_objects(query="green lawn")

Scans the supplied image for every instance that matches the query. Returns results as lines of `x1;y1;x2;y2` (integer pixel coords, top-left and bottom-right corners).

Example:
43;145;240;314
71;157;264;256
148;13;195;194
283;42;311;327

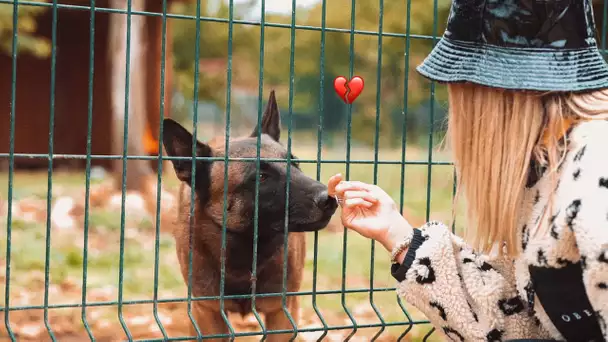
0;142;464;341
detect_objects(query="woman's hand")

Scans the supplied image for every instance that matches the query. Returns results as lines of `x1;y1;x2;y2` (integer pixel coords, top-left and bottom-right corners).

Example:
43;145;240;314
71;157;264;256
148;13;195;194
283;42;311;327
327;173;413;253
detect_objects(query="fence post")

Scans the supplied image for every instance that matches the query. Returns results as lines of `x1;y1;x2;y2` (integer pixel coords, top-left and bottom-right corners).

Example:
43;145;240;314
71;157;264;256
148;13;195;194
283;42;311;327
108;0;152;192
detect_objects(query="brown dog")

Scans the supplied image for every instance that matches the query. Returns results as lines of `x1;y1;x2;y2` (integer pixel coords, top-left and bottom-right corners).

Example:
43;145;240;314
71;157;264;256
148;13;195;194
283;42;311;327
162;91;338;341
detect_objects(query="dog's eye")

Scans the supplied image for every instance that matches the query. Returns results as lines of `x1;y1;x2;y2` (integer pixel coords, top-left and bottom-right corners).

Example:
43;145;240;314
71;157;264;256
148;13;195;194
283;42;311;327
259;171;269;182
256;163;272;182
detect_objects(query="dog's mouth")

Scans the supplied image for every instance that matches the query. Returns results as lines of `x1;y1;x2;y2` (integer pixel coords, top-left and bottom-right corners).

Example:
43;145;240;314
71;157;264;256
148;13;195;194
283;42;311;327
290;211;335;232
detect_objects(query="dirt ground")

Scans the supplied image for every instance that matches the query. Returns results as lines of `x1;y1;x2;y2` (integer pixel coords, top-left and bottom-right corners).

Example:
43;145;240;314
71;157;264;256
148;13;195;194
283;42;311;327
0;273;414;341
0;231;418;342
0;173;436;341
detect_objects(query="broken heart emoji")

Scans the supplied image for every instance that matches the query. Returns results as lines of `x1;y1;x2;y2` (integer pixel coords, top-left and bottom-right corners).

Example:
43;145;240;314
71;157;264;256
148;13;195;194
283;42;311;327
333;76;364;104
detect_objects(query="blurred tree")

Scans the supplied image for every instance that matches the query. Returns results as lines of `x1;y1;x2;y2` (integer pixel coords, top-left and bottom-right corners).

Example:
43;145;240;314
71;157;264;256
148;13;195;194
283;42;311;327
0;0;51;58
170;0;452;146
171;0;258;108
2;0;455;147
259;0;452;146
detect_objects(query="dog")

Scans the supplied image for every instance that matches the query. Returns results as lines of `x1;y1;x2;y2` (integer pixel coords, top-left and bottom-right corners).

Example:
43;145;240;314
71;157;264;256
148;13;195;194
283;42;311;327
161;90;338;341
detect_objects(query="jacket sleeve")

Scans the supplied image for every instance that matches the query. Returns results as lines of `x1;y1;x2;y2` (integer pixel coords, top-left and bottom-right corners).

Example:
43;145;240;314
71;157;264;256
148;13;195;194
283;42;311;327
562;140;608;334
392;222;550;341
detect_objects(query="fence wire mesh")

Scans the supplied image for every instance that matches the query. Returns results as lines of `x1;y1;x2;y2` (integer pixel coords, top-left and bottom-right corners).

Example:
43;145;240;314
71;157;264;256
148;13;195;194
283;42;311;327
1;0;608;341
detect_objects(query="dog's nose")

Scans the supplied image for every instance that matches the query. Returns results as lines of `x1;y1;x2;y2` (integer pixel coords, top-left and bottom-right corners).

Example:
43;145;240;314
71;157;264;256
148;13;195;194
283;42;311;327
315;190;338;212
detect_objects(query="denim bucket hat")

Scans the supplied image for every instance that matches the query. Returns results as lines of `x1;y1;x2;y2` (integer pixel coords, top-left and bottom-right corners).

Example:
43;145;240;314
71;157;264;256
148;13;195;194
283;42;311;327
416;0;608;92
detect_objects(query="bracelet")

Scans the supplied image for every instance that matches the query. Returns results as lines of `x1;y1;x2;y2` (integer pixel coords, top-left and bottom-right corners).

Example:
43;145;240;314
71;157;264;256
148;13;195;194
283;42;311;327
390;233;413;264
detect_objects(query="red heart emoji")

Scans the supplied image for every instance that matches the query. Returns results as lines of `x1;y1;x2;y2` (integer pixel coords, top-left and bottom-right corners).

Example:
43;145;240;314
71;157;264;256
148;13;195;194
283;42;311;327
333;76;364;104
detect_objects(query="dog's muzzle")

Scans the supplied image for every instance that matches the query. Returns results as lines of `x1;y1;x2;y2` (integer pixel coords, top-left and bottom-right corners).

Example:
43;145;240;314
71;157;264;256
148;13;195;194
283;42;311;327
314;190;339;213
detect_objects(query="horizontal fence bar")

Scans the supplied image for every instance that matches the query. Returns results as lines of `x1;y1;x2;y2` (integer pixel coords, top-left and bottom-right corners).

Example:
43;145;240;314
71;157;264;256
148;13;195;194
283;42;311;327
1;0;607;55
0;153;453;165
136;320;431;342
0;286;409;312
0;0;437;41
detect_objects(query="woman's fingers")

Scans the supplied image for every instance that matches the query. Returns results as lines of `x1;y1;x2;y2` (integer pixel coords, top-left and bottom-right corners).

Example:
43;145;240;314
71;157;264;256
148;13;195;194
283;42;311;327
334;181;372;197
345;181;377;191
343;197;374;208
331;179;389;209
344;190;378;203
327;173;343;197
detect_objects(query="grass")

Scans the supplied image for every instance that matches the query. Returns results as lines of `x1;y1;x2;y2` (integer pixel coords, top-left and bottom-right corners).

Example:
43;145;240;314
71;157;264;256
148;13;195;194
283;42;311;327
0;141;464;341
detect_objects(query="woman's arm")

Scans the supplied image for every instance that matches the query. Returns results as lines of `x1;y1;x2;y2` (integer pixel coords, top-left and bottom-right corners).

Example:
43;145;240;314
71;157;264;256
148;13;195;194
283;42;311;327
329;175;551;340
392;220;549;341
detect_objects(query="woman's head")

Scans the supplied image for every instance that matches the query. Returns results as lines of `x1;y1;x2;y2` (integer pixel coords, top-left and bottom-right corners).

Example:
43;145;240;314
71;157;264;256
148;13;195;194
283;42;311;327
447;83;608;256
414;0;608;256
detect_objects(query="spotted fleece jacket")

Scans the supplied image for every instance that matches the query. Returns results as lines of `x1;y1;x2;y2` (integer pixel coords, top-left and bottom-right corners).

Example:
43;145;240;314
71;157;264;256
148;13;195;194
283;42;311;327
392;120;608;341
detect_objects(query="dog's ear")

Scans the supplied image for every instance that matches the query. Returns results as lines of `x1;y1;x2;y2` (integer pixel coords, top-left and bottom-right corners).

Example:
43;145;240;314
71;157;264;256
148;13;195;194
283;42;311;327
162;118;212;188
251;90;281;142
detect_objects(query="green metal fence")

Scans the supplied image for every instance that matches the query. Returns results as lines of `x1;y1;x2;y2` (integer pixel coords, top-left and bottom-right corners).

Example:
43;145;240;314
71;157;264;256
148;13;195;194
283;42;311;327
1;0;607;341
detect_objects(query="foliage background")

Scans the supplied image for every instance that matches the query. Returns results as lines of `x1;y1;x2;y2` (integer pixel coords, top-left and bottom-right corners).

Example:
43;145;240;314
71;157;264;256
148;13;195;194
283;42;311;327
0;0;50;57
0;0;452;145
168;0;452;146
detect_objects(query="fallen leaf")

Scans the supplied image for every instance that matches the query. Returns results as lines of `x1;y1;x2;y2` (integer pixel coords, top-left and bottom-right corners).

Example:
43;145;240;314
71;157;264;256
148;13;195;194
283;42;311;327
18;324;42;338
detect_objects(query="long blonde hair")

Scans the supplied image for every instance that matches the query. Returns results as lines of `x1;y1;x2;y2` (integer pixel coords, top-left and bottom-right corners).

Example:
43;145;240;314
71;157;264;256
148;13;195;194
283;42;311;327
447;83;608;256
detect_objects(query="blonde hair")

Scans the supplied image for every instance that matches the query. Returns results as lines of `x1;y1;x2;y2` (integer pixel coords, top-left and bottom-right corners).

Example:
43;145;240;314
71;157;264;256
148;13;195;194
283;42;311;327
447;83;608;256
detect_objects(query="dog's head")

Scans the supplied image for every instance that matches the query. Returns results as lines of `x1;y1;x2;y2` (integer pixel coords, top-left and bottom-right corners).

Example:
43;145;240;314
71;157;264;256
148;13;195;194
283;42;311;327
162;91;338;238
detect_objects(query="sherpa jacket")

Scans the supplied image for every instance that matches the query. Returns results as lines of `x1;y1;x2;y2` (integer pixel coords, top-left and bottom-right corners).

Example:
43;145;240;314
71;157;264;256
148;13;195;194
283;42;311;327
391;120;608;341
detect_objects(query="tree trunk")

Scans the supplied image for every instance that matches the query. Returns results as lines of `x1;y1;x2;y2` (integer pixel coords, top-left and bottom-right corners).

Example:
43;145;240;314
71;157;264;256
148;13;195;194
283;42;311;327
108;0;152;192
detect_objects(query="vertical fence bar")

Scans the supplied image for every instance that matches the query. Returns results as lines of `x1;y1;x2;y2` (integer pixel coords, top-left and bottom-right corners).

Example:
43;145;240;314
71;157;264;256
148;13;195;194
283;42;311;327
451;172;458;234
602;0;607;57
118;0;134;339
220;0;236;340
43;1;59;339
81;0;97;340
369;0;386;340
396;0;416;340
422;2;440;339
281;0;299;340
152;0;169;339
312;0;330;340
423;327;436;341
3;0;19;339
187;0;203;338
424;0;439;223
342;0;358;340
252;0;268;338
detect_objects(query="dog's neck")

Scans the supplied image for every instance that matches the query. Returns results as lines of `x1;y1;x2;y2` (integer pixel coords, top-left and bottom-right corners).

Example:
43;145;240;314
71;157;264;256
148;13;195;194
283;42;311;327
202;218;286;273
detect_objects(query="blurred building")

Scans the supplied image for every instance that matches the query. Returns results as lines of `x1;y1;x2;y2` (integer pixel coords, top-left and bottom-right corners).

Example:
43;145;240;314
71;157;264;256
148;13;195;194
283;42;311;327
0;0;188;191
